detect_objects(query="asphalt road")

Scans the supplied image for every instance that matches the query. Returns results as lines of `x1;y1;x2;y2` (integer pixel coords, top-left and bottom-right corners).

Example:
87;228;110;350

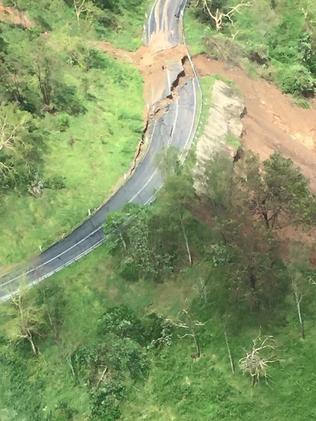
0;0;200;300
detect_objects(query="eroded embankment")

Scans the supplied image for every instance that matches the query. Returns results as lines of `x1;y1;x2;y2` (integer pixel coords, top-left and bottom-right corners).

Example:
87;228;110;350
96;40;195;172
0;1;33;28
192;54;316;192
194;68;316;267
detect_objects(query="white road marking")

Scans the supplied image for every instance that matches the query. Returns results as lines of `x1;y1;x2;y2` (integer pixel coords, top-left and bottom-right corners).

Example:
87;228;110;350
0;0;201;296
147;0;159;42
166;68;172;92
0;226;104;287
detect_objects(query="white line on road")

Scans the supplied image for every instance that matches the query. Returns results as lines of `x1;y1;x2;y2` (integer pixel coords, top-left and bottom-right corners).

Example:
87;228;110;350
0;0;200;297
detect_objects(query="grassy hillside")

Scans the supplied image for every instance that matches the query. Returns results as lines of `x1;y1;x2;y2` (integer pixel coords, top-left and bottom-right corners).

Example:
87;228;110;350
1;150;315;420
0;0;150;266
1;1;316;420
185;0;316;100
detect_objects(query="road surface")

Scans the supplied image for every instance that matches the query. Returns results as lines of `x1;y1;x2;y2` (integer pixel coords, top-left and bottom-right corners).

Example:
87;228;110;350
0;0;200;300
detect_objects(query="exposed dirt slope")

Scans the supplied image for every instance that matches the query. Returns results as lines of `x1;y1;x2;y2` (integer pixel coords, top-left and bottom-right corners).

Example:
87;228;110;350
0;1;33;28
193;54;316;192
97;40;189;108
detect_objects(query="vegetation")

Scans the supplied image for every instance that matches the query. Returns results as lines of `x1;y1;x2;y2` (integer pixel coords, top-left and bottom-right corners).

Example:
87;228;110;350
0;0;147;265
1;149;315;420
186;0;316;98
0;1;316;420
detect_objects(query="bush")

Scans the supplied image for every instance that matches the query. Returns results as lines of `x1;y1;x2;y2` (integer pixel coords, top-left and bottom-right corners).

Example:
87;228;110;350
275;63;315;96
56;113;70;132
44;175;66;190
54;83;86;115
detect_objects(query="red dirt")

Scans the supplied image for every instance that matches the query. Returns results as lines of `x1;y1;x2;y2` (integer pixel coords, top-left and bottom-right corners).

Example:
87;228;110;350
96;38;189;109
95;42;316;263
0;1;33;28
192;54;316;192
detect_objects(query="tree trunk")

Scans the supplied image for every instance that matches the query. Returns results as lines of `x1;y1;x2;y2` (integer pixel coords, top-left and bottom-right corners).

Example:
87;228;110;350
192;331;201;358
119;230;127;250
26;331;38;355
294;289;305;339
181;219;192;266
224;329;235;374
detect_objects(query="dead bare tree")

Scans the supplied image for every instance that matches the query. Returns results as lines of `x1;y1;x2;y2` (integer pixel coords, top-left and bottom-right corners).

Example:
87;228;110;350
193;278;208;305
239;335;277;386
175;306;205;359
292;278;305;339
9;293;45;355
0;111;26;175
224;329;235;374
0;113;25;152
181;218;193;266
73;0;88;23
195;0;251;31
287;244;311;340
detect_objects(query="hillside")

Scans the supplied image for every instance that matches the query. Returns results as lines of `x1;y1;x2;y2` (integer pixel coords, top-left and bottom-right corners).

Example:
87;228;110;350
0;1;316;421
0;0;147;267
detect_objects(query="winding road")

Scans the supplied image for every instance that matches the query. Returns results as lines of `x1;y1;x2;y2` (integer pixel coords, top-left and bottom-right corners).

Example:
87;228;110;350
0;0;200;300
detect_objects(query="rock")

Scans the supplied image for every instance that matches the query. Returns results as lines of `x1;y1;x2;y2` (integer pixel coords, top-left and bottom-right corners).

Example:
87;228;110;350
194;79;245;193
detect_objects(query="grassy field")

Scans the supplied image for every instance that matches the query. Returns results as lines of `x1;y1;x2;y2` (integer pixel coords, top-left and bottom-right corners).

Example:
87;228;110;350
0;0;146;266
1;243;316;420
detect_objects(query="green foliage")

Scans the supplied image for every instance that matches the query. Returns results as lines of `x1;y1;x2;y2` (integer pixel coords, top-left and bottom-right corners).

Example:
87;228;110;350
274;62;315;95
0;104;44;193
189;0;316;96
0;0;145;265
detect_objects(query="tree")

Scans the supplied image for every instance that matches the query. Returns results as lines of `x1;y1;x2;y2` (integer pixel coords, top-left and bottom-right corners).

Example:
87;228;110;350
0;288;47;355
203;152;289;312
72;0;96;24
287;243;314;339
105;205;175;282
0;108;27;155
0;104;44;193
174;305;204;359
36;283;66;342
73;0;88;22
194;0;251;31
239;334;277;386
33;41;85;115
235;152;315;230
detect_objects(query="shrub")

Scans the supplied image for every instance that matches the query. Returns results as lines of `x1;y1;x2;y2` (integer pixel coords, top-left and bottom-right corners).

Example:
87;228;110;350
275;63;315;96
56;113;70;132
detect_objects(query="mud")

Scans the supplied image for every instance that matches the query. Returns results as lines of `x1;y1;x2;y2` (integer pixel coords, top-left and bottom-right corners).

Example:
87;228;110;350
0;1;33;28
192;54;316;192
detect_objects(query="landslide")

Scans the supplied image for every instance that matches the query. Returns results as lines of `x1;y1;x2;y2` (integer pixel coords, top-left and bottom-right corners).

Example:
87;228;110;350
193;54;316;192
0;1;33;28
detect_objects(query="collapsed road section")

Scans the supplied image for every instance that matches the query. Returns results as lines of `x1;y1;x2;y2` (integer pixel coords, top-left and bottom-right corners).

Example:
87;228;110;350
0;0;201;300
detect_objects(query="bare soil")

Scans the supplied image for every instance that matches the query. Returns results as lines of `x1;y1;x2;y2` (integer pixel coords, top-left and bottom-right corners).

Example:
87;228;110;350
192;54;316;192
96;39;189;108
0;1;33;28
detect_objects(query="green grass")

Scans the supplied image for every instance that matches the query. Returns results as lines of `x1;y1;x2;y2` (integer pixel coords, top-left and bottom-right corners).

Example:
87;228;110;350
121;319;316;420
0;56;143;265
99;0;153;51
184;2;315;97
226;133;241;148
0;2;145;266
1;246;316;420
184;9;212;55
192;75;216;145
